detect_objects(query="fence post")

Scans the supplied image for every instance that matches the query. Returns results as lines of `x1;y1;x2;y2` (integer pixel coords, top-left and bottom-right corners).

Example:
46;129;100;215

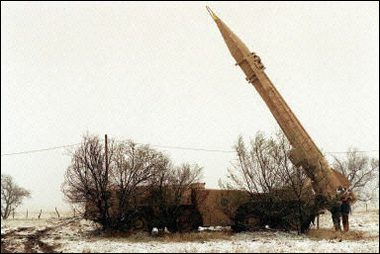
55;207;60;218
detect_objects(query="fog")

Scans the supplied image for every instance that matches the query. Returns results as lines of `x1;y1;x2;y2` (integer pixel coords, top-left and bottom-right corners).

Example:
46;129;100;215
1;2;379;212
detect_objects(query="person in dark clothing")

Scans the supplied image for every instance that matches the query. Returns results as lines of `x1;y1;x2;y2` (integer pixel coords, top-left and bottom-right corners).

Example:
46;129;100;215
341;197;351;231
330;201;342;231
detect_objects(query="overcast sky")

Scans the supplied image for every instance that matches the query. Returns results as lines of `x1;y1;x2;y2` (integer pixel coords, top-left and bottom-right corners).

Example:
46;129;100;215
1;1;379;212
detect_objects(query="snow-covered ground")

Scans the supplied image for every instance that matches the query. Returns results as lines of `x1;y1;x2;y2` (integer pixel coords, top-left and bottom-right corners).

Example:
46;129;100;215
1;210;379;253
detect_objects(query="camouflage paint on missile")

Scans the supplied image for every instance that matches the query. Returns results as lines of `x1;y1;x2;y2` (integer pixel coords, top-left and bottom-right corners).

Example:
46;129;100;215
207;6;356;202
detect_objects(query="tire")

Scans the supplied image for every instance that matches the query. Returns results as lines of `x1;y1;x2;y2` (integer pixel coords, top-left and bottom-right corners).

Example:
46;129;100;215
175;206;203;233
233;202;264;232
132;216;148;231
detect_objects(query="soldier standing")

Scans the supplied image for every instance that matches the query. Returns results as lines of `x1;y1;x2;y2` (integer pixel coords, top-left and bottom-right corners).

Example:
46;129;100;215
341;197;351;231
330;201;342;231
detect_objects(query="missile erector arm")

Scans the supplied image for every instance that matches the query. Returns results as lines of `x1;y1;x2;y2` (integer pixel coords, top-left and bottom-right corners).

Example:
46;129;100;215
207;7;356;204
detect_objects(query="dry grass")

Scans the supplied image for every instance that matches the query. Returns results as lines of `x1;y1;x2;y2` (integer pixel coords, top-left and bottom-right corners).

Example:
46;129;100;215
179;246;259;253
306;228;376;241
101;230;151;242
161;231;234;243
99;230;234;243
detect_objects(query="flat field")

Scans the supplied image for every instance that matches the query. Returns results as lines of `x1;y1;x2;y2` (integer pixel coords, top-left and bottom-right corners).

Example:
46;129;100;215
1;210;378;253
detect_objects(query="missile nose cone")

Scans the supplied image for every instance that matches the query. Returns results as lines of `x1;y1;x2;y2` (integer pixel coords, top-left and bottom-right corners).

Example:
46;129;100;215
206;6;218;21
206;7;251;68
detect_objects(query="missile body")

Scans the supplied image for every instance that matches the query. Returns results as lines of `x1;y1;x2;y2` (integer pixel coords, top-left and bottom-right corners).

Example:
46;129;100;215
207;7;355;200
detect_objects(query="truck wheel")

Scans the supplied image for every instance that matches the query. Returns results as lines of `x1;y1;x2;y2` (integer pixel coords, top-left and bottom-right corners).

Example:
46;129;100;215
132;216;148;231
176;206;203;232
233;203;263;232
233;213;262;232
244;214;262;230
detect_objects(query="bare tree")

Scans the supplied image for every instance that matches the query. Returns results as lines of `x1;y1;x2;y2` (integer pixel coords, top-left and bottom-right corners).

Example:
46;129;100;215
227;132;285;196
62;134;171;231
332;148;379;202
225;131;323;233
63;133;205;232
109;140;170;230
1;174;31;220
62;133;115;230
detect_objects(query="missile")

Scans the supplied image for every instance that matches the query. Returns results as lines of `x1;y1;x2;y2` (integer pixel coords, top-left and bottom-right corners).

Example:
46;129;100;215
206;5;315;165
207;6;355;202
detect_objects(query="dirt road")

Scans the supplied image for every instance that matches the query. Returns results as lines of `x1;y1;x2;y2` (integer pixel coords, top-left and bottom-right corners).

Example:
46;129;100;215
1;218;79;253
